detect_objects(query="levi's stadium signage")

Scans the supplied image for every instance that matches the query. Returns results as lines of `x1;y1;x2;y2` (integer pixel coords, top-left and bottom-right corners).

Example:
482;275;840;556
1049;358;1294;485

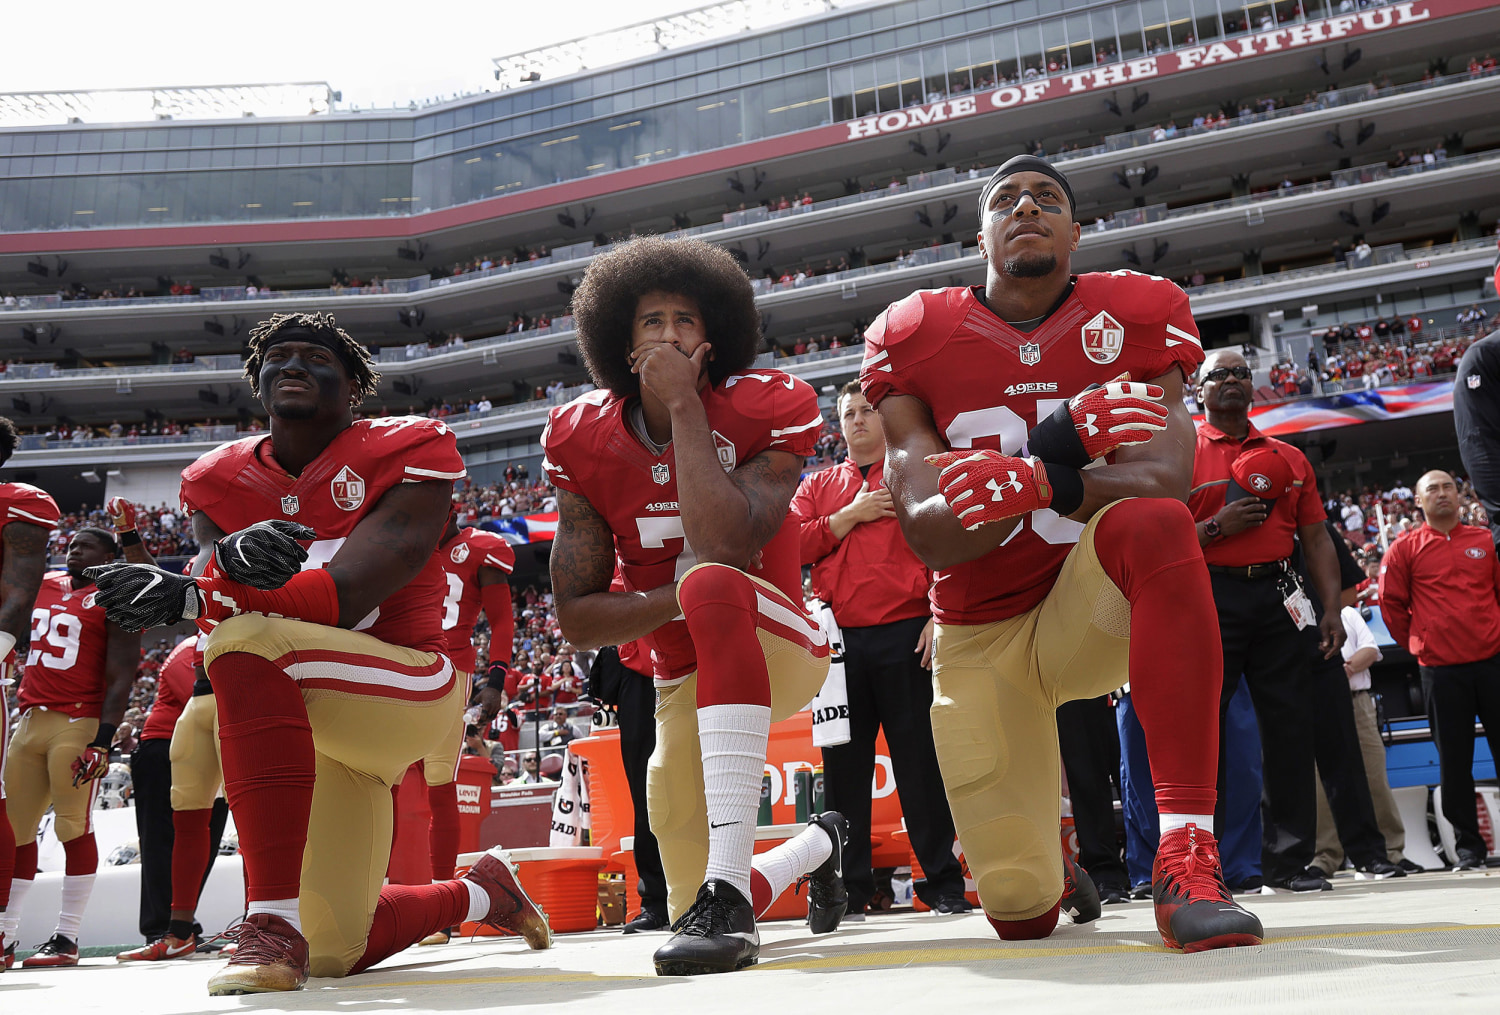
843;1;1450;143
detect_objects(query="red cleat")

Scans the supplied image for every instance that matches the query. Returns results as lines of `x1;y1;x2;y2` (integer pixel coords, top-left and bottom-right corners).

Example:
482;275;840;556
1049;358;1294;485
117;932;199;962
206;914;310;995
1153;824;1264;953
463;847;553;950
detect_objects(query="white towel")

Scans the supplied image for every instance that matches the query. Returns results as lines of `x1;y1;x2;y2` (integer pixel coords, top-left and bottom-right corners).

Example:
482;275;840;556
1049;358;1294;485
548;748;592;846
807;599;851;748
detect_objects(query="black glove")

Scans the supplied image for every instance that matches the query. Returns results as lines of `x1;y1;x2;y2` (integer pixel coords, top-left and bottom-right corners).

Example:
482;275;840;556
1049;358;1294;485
84;564;201;632
214;520;316;590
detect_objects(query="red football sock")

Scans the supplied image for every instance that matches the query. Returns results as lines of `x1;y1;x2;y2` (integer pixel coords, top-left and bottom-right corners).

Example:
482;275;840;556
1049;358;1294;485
1093;499;1220;816
678;564;771;708
171;808;214;914
62;833;98;876
208;651;315;902
0;796;14;909
348;881;471;975
13;841;38;882
750;868;775;917
988;903;1061;941
427;782;460;882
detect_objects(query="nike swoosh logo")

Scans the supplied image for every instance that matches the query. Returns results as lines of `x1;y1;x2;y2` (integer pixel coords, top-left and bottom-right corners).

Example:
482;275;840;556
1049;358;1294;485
709;821;740;829
164;940;195;957
130;572;163;604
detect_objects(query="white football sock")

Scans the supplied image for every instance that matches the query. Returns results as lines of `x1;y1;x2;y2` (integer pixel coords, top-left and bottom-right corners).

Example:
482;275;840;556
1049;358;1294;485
464;878;491;922
698;703;772;901
247;897;302;933
1160;813;1214;835
1;878;32;935
751;821;834;914
55;873;96;941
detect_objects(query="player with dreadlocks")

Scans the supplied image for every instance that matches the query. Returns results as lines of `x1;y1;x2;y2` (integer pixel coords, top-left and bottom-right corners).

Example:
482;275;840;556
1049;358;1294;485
87;311;551;995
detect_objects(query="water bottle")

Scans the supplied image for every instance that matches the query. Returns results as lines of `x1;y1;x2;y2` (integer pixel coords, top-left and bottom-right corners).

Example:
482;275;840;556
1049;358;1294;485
758;773;774;825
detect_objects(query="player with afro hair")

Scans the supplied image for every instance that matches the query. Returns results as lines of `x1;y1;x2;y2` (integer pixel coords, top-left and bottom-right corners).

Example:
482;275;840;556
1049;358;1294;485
570;236;763;397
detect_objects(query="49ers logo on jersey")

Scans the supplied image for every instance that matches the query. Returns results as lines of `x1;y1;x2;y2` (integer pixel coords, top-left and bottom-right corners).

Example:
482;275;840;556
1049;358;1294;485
331;465;366;511
1081;311;1124;365
450;542;470;564
711;431;737;472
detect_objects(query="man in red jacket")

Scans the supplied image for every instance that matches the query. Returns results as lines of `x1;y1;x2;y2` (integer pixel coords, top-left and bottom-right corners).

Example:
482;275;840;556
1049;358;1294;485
792;381;964;918
1379;469;1500;871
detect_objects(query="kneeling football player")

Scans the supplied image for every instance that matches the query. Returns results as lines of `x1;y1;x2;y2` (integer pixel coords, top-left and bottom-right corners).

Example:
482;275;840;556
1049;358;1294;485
545;237;850;976
89;312;550;994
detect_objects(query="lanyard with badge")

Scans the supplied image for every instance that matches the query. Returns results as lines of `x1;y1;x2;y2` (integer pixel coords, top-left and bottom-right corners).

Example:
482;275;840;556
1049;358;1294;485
1273;562;1317;631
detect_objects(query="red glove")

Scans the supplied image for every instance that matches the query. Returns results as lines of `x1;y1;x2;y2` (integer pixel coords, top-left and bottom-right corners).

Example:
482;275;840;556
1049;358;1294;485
1026;374;1170;467
1066;378;1169;458
71;746;109;787
105;496;138;533
926;451;1058;529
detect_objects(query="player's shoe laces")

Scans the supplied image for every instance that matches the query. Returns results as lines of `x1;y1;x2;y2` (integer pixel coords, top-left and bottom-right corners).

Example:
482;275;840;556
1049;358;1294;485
797;811;849;935
653;879;759;976
1152;823;1264;953
462;847;553;949
1061;854;1102;925
117;932;199;962
205;914;310;995
21;934;79;968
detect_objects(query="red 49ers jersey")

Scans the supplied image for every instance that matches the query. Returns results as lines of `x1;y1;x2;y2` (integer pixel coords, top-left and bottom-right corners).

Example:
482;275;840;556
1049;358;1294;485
860;273;1204;624
0;482;61;540
140;637;197;741
542;371;824;682
438;526;515;673
180;416;466;654
18;571;112;718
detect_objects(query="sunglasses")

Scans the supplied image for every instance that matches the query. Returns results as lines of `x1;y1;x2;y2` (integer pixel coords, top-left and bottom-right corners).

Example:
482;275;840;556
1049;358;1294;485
1203;366;1252;382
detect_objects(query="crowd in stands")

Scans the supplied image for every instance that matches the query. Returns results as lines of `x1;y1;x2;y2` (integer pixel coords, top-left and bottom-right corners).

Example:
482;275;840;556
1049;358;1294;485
1254;325;1487;400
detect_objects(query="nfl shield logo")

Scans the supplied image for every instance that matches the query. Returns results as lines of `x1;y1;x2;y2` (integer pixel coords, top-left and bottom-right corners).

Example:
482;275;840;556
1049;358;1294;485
1468;374;1482;390
330;465;366;511
1081;311;1125;365
1019;342;1041;366
281;494;300;515
652;462;670;485
711;431;737;473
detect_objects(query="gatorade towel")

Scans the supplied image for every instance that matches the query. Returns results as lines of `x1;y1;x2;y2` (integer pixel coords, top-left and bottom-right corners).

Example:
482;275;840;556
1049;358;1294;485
548;749;592;846
808;600;850;748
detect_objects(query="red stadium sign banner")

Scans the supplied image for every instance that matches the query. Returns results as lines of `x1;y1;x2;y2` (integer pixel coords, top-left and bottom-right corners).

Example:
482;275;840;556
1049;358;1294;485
842;0;1482;143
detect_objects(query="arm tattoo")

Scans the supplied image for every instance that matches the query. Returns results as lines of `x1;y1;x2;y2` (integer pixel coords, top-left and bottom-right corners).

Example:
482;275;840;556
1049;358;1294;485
367;506;430;570
728;451;802;553
551;489;615;607
0;521;50;643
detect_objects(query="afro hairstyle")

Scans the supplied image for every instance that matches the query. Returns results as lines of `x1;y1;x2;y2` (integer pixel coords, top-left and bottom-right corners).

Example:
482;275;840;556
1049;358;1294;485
0;416;18;467
569;236;762;397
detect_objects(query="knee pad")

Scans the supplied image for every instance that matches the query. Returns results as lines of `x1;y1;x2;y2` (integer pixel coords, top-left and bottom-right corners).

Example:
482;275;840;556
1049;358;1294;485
1093;498;1202;597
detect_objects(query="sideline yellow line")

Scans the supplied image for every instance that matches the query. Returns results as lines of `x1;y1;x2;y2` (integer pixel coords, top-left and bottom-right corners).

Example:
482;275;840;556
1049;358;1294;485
331;923;1500;988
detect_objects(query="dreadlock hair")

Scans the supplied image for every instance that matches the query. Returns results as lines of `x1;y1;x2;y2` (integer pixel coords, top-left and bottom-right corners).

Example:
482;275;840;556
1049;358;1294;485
570;236;762;397
0;416;19;467
244;312;380;405
75;526;121;559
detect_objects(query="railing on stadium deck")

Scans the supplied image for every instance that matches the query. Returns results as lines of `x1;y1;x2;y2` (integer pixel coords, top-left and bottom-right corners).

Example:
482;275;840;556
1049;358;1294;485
3;65;1496;316
5;228;1496;413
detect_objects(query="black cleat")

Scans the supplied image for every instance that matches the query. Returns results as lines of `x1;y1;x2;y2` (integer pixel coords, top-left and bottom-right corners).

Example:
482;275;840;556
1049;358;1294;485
1357;859;1405;879
1269;867;1333;893
622;908;670;934
800;811;849;934
1061;854;1102;924
930;895;974;914
1396;858;1428;875
1451;849;1486;872
653;880;759;976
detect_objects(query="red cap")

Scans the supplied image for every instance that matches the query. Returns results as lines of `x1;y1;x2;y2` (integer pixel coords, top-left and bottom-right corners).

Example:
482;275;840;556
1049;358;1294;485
1228;445;1295;502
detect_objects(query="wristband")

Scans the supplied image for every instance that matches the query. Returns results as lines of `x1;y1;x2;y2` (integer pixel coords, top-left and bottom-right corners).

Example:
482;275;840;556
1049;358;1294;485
88;722;118;751
1203;517;1222;540
1026;396;1092;469
120;530;143;547
1041;462;1084;517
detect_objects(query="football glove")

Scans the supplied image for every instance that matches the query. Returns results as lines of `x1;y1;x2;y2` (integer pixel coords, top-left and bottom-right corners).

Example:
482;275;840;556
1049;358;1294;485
926;450;1063;529
84;563;201;632
213;519;315;590
71;722;117;787
1027;375;1170;468
104;496;138;533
